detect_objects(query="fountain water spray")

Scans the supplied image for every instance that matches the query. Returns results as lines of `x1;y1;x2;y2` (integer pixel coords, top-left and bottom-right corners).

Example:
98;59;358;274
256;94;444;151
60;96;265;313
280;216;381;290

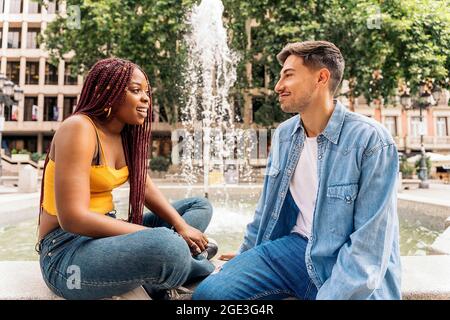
181;0;240;197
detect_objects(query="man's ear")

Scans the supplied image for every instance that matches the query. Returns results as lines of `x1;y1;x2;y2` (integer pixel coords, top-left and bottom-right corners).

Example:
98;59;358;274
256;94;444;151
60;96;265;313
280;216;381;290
317;68;331;89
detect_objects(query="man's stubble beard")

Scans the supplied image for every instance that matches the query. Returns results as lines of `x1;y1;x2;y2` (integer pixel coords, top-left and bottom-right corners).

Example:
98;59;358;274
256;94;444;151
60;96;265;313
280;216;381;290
280;93;313;114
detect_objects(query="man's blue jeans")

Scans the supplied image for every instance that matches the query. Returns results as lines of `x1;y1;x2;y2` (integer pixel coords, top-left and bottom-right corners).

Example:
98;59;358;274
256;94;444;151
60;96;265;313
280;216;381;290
38;197;215;300
193;190;317;300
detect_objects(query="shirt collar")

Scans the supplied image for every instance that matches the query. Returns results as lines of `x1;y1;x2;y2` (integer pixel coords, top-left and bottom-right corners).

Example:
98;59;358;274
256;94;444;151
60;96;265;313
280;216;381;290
291;99;346;145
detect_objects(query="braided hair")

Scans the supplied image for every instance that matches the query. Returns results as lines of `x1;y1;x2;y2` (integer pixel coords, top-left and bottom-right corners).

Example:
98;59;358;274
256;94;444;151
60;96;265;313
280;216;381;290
38;57;152;225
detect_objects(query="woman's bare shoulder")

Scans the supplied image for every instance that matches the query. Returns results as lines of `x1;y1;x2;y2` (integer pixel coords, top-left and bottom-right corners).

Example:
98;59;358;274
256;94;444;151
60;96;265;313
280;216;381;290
58;114;95;131
53;115;97;154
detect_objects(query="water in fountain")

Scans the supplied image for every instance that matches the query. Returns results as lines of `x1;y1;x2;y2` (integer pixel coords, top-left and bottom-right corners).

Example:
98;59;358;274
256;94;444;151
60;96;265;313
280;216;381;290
181;0;253;196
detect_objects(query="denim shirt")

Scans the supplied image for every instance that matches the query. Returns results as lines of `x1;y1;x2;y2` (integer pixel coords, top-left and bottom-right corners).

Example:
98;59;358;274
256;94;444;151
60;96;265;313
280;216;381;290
238;101;402;300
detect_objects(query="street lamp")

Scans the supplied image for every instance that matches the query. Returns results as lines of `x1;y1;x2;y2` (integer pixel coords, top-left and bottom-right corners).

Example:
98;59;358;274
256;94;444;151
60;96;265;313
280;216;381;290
14;86;24;102
0;74;24;179
432;85;442;105
400;92;412;109
416;83;435;189
0;74;6;88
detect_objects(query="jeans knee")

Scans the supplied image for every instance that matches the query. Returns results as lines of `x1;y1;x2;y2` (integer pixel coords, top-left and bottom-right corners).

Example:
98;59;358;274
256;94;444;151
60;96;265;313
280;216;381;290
149;228;192;284
136;228;189;263
193;197;213;220
192;280;212;300
192;275;223;300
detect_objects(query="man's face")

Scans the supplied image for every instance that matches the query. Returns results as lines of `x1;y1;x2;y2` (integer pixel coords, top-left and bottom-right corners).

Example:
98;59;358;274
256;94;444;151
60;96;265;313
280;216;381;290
274;55;318;113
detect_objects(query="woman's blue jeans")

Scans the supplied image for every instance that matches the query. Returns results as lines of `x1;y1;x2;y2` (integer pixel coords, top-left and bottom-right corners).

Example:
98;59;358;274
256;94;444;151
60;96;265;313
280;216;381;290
193;190;318;300
38;197;215;300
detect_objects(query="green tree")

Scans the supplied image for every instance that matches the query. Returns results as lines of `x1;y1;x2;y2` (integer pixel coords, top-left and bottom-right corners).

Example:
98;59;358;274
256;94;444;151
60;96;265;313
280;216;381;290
229;0;449;115
40;0;450;125
39;0;197;124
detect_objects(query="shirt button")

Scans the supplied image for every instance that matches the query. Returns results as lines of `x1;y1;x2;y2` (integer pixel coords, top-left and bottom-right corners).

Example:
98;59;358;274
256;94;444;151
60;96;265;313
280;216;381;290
287;169;292;175
308;265;313;271
318;155;323;160
345;195;352;202
48;252;52;257
280;192;285;197
52;240;56;243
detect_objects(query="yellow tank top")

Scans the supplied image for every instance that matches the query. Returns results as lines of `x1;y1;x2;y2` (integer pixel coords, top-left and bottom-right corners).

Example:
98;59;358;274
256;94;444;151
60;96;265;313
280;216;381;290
42;115;129;216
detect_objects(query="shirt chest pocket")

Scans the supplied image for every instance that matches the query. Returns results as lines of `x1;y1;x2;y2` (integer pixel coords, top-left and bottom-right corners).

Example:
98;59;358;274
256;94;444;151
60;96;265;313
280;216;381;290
325;183;359;236
327;183;359;203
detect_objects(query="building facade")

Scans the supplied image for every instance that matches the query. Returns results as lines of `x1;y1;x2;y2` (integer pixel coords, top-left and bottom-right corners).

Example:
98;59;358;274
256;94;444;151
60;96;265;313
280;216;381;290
1;2;450;164
0;0;83;154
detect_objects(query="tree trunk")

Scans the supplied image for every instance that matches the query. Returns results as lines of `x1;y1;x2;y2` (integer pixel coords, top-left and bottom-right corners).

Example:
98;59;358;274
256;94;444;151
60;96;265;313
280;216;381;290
348;94;355;112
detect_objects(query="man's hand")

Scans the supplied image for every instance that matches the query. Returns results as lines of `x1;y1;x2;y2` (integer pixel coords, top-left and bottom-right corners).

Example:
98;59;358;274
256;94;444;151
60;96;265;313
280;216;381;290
176;224;208;255
219;253;237;261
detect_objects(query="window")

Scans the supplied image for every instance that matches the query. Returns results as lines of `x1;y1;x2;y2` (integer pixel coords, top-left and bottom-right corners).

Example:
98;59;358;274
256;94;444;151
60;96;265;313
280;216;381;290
28;1;41;14
0;27;3;48
252;61;265;88
384;116;397;136
1;101;18;121
63;96;77;119
44;97;58;121
46;1;59;14
26;28;40;49
7;28;21;48
9;0;22;13
436;117;448;137
1;0;4;14
25;61;39;84
24;96;38;121
6;61;20;84
4;136;37;153
64;63;78;85
4;104;13;121
45;63;58;85
410;117;427;137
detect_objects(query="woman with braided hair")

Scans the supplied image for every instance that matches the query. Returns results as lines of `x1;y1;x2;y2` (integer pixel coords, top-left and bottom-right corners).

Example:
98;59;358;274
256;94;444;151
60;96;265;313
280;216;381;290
35;58;216;300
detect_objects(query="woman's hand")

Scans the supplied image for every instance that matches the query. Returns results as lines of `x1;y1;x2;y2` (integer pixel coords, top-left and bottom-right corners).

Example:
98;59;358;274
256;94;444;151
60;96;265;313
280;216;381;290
176;224;209;255
219;253;236;261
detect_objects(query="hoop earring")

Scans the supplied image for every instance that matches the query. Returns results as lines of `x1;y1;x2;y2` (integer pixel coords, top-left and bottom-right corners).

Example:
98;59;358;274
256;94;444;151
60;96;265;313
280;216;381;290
104;107;112;118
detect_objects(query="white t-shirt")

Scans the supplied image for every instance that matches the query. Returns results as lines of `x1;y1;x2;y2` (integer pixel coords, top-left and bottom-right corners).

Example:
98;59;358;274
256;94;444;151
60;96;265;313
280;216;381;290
289;136;318;239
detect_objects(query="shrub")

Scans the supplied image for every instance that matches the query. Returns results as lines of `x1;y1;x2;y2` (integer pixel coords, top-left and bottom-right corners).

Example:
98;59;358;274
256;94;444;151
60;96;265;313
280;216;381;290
150;156;171;172
31;152;41;162
400;161;415;178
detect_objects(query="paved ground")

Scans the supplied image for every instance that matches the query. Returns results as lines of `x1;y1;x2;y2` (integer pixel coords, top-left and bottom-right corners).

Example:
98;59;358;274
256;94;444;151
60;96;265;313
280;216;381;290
398;182;450;208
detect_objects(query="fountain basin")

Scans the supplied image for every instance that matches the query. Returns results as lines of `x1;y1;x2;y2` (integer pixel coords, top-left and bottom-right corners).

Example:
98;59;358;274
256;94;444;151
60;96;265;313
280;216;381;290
1;256;450;300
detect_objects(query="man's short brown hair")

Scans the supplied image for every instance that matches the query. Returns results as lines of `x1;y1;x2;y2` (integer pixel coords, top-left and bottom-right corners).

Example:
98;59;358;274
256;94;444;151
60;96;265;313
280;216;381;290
277;41;345;95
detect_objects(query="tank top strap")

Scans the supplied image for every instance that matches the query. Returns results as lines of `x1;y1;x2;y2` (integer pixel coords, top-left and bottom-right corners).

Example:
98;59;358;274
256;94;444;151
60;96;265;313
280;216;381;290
79;114;106;166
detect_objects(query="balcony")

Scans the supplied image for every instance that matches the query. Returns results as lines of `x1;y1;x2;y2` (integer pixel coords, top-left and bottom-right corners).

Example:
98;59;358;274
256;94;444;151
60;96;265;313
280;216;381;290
3;120;60;133
393;136;406;150
406;136;450;151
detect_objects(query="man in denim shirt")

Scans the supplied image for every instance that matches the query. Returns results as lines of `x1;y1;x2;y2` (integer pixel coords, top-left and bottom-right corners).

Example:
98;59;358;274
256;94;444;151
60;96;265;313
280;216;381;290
193;41;401;300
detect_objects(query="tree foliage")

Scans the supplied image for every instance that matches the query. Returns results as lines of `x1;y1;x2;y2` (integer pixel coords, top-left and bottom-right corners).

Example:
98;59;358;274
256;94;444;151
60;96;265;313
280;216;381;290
40;0;450;125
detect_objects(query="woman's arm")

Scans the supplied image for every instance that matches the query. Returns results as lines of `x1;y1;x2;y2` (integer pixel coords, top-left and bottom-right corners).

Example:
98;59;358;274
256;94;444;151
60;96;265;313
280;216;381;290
144;175;208;253
54;116;147;238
